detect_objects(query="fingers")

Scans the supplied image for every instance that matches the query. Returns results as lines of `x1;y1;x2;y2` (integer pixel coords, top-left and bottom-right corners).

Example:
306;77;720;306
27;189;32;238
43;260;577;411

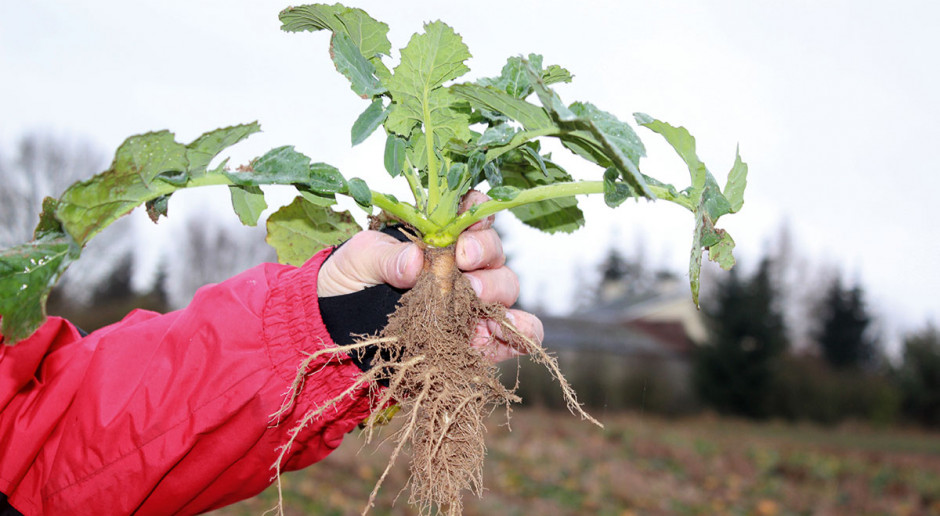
317;230;423;297
471;309;544;363
464;267;519;307
455;229;505;271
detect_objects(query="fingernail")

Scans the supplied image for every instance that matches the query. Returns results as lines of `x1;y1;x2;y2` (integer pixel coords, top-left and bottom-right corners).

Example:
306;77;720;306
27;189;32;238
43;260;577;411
468;275;483;297
463;237;483;266
397;246;417;277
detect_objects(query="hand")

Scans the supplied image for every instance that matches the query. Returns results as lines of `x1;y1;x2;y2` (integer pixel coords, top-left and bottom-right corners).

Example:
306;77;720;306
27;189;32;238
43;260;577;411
317;191;543;362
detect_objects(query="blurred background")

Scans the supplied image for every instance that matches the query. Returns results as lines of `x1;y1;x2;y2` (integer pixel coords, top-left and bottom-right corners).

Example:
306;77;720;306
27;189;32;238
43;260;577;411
3;1;939;514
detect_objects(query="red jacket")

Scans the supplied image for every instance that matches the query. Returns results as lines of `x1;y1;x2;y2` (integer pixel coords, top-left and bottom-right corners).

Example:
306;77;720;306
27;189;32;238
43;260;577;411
0;248;375;515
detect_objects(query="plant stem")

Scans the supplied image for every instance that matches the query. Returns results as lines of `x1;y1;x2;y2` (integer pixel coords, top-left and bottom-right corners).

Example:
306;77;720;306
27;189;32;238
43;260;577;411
371;191;438;236
426;180;694;246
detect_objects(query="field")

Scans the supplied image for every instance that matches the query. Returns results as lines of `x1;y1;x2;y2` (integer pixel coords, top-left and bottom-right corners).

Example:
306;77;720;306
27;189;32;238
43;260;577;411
212;409;940;516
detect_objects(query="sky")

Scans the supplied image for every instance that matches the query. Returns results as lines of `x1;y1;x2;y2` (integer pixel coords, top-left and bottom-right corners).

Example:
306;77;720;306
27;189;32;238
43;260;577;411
2;1;938;351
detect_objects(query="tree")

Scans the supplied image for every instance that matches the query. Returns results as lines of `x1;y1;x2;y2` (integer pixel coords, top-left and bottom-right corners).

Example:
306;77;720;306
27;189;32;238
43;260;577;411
898;324;940;427
693;257;789;418
814;277;877;369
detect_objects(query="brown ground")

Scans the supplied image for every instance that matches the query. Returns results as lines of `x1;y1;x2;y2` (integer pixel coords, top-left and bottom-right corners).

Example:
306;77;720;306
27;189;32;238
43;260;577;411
213;409;940;516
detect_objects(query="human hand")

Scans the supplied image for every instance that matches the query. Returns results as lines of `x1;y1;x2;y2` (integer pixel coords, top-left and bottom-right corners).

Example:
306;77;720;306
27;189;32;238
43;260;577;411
317;191;542;362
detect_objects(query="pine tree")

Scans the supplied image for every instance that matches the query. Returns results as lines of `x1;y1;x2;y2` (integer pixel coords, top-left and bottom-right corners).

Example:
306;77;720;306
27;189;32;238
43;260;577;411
693;258;789;418
898;324;940;427
815;278;876;369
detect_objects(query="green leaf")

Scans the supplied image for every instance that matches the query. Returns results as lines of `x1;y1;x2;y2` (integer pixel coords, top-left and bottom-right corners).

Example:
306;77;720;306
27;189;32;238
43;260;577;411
299;188;338;207
186;124;261;176
708;230;736;270
351;98;388;146
501;155;584;233
56;123;260;246
520;64;651;199
603;168;635;208
0;236;79;344
451;83;552;131
487;185;521;201
279;3;391;79
568;102;645;170
446;163;466;190
227;146;348;195
33;197;63;240
483;161;501;187
466;151;485;180
384;135;406;177
476;123;516;147
347;177;372;209
384;21;472;168
542;64;573;86
477;54;572;99
229;185;267;226
724;146;747;213
331;32;386;98
146;195;170;223
634;113;707;191
265;196;360;266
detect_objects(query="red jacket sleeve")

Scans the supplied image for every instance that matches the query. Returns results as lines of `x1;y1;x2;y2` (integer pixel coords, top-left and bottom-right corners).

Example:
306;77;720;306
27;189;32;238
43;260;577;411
0;248;376;515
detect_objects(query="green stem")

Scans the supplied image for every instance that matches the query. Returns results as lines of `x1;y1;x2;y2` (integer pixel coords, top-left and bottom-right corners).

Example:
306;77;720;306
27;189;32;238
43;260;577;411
425;180;694;247
371;191;438;236
401;156;426;212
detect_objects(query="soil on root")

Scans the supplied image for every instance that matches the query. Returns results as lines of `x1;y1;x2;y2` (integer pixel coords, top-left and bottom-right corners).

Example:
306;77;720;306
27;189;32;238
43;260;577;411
272;245;599;516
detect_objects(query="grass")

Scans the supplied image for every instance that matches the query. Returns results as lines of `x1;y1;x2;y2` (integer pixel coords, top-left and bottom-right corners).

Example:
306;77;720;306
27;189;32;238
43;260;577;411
210;409;940;516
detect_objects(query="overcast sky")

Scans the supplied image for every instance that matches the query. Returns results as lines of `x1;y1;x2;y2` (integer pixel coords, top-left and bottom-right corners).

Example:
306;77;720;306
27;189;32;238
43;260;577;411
2;1;938;350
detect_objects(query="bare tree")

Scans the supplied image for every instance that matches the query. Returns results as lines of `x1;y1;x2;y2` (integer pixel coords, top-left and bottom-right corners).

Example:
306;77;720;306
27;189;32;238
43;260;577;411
164;212;276;309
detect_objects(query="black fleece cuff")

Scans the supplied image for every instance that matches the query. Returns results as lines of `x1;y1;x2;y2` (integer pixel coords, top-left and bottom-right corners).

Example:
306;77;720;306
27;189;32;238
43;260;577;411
319;226;411;373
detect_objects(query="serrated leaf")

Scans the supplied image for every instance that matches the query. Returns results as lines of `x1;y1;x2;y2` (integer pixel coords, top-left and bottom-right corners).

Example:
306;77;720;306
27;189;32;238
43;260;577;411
279;3;391;80
477;54;572;99
724;146;747;213
347;177;372;209
0;236;79;344
229;185;267;226
384;135;406;177
226;146;348;195
56;123;260;246
331;32;386;98
146;195;170;223
708;230;736;270
634;113;707;191
186;124;261;176
351;98;388;146
542;64;573;86
569;102;645;170
384;21;472;168
33;197;63;240
501;154;584;233
451;83;553;131
265;196;360;266
487;185;521;201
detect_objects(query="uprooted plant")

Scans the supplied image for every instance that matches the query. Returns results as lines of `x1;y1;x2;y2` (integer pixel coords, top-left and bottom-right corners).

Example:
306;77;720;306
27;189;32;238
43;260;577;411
0;3;748;515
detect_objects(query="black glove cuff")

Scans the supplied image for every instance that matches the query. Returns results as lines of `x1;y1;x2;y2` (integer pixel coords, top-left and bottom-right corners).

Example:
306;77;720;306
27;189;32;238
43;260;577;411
319;226;412;373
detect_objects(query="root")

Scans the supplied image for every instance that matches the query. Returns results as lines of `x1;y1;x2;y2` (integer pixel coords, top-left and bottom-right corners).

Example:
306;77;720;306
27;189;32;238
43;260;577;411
270;245;602;515
501;320;603;428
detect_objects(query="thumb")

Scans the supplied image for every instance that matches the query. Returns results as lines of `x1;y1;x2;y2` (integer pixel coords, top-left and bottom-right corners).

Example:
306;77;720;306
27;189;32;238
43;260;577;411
318;231;424;296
